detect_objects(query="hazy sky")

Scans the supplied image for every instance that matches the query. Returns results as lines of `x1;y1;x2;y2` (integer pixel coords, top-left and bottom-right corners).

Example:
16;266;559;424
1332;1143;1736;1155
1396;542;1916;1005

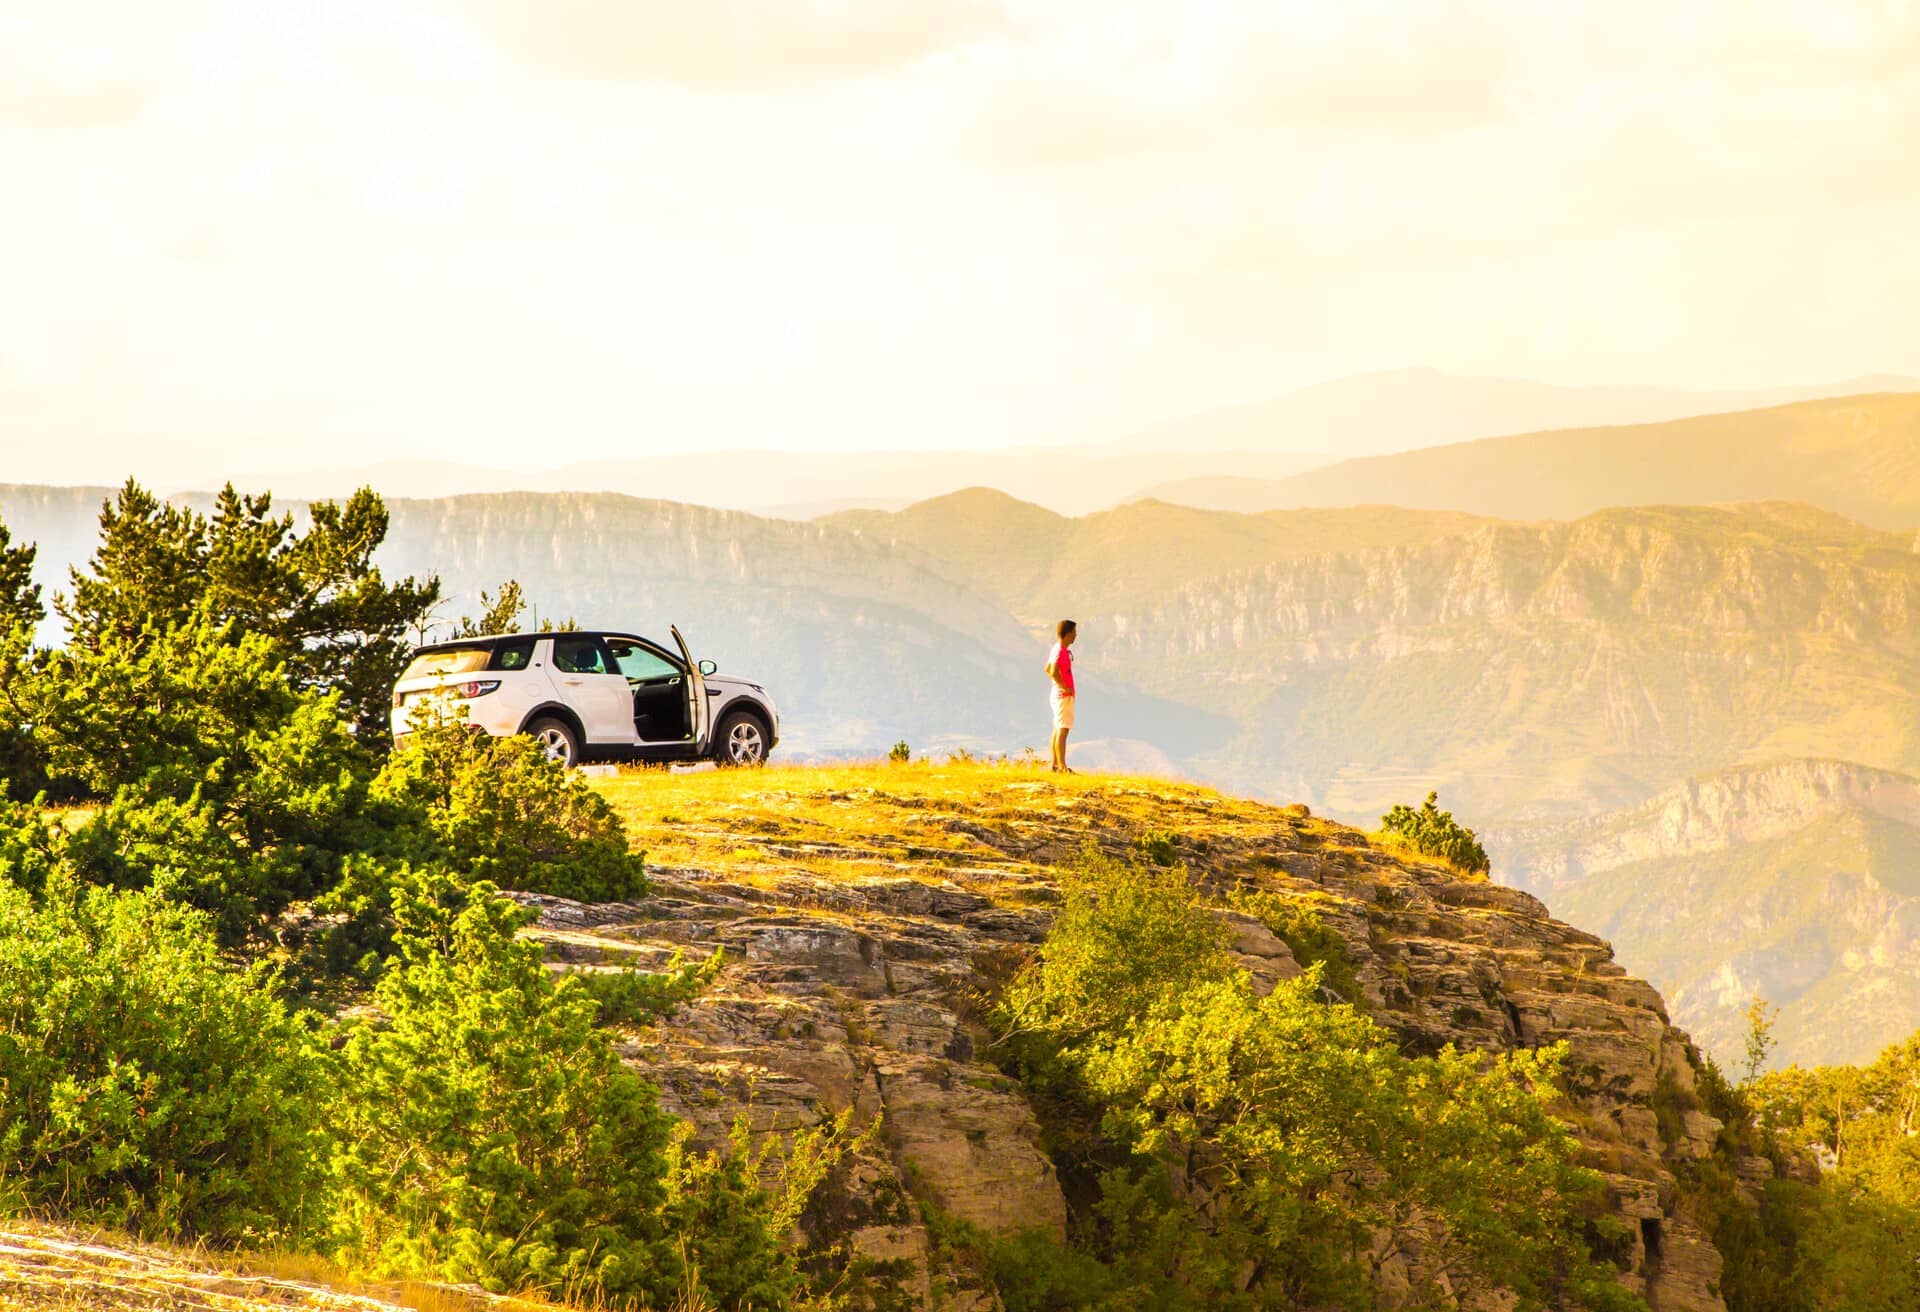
3;0;1918;484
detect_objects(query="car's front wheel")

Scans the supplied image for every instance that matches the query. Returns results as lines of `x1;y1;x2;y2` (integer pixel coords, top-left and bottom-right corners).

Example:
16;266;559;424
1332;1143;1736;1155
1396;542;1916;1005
525;715;580;768
714;709;769;767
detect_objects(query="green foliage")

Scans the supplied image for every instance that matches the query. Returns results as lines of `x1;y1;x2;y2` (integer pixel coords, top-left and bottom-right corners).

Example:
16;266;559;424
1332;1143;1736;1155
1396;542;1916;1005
1742;994;1779;1084
662;1109;866;1311
889;739;912;764
0;516;41;635
583;949;726;1028
1379;791;1490;874
37;629;377;943
995;850;1633;1311
458;579;527;637
1232;888;1364;1005
330;880;682;1300
330;880;838;1308
1129;829;1179;868
0;796;65;894
0;879;331;1242
1679;1027;1920;1312
919;1205;1125;1312
1000;848;1228;1045
371;719;647;902
56;479;437;745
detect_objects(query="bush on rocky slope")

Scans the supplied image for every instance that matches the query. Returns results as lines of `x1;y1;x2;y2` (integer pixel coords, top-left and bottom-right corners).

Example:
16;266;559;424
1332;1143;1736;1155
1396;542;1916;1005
0;880;331;1242
990;849;1635;1311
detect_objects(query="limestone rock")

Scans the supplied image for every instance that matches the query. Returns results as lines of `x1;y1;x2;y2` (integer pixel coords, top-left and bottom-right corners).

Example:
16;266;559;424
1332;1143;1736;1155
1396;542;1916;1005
521;776;1770;1311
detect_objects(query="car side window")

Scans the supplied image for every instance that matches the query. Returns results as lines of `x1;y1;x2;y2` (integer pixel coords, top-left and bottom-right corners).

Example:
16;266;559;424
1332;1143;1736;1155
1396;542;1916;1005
607;639;678;681
552;636;611;675
489;637;536;672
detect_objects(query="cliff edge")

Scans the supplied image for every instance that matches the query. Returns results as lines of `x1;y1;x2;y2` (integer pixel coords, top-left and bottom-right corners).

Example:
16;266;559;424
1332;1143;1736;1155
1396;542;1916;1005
511;764;1764;1311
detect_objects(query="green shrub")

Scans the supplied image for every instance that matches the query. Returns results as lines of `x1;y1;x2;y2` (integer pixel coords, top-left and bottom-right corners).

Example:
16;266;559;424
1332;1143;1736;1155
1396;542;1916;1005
889;739;912;764
55;671;376;945
1379;791;1490;874
0;797;65;894
581;949;725;1028
330;880;682;1301
331;877;843;1307
1000;849;1228;1045
1233;889;1365;1005
997;850;1634;1311
1130;830;1180;868
0;880;331;1242
372;721;646;903
662;1109;864;1312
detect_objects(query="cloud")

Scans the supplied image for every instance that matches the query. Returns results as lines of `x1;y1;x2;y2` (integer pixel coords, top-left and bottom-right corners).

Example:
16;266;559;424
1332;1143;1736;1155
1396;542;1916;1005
451;0;1006;88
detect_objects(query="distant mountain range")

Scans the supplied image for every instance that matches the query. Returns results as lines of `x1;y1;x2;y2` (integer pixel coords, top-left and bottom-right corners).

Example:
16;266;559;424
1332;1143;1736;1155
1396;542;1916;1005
12;385;1920;1066
183;368;1920;517
1144;391;1920;527
1489;759;1920;1068
203;448;1332;520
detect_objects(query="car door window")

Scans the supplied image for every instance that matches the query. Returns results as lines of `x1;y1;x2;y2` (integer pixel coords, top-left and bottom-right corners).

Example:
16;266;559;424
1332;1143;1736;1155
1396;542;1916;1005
488;637;537;672
552;636;612;675
607;639;679;682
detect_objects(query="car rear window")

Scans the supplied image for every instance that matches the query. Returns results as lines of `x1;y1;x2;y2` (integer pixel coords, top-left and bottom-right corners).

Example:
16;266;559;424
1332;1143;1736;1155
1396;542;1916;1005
401;645;493;679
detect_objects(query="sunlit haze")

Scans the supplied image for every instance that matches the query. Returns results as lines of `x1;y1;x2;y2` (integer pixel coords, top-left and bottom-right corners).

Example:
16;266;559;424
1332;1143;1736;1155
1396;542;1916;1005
3;0;1918;487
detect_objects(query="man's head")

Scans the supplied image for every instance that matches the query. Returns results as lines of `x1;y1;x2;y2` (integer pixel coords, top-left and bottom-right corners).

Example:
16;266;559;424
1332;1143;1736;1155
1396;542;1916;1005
1057;619;1077;647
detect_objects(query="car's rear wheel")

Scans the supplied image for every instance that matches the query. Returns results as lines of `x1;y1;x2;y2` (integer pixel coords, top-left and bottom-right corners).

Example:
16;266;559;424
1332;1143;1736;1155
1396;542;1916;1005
526;716;579;768
714;709;769;767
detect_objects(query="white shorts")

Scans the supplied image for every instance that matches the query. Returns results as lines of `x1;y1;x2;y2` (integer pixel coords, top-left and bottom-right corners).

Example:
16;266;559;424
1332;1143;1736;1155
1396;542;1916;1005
1051;692;1075;730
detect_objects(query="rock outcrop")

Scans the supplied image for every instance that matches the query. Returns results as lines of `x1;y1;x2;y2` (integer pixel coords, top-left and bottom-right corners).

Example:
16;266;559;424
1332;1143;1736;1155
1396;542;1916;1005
521;770;1766;1311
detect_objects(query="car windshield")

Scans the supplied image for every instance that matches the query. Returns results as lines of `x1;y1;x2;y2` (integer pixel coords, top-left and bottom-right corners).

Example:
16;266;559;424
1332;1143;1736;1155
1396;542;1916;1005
607;639;678;681
401;646;492;679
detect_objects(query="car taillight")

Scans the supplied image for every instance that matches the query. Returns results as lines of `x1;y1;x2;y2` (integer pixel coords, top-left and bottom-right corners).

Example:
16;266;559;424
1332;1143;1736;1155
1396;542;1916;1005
455;680;501;698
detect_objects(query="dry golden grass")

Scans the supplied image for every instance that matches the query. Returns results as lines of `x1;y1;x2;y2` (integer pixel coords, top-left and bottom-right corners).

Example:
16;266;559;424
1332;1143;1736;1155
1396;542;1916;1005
603;759;1142;867
591;758;1397;888
0;1221;690;1312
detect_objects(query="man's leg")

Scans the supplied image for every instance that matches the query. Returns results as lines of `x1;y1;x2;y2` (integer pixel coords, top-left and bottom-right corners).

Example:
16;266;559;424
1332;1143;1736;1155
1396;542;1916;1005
1059;726;1071;772
1049;727;1065;770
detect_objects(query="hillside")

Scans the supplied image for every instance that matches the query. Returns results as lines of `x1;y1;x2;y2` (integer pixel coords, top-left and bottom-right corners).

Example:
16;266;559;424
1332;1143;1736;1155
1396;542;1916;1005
551;762;1749;1310
1140;393;1920;528
1088;502;1920;821
1489;759;1920;1067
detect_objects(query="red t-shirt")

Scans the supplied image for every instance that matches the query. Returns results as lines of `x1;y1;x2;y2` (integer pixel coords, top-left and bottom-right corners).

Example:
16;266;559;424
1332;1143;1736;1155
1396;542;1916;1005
1050;643;1075;696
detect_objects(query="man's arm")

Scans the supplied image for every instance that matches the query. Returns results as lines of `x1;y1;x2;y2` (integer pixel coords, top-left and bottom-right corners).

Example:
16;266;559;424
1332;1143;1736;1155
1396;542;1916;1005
1045;657;1070;692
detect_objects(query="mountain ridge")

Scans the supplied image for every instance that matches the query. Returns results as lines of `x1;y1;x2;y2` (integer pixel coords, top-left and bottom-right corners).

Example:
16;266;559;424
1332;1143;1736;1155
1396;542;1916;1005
1139;391;1920;527
1105;366;1920;461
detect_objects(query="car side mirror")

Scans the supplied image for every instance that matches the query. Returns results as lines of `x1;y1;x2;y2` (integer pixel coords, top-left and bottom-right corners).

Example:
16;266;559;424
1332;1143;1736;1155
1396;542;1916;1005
698;659;717;676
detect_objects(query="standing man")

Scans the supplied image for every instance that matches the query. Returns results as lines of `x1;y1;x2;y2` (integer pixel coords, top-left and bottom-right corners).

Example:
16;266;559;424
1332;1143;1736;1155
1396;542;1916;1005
1046;619;1077;773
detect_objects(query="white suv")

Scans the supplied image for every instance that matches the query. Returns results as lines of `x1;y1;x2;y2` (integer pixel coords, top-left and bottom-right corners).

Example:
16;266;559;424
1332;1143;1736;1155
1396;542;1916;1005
391;627;779;767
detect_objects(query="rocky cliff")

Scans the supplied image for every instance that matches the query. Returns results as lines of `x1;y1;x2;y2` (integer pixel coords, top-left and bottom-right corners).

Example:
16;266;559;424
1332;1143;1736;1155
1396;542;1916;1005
514;765;1768;1311
1086;502;1920;821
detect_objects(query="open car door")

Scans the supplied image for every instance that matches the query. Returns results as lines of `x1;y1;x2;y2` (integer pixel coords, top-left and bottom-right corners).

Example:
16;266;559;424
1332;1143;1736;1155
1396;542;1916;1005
670;625;710;753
